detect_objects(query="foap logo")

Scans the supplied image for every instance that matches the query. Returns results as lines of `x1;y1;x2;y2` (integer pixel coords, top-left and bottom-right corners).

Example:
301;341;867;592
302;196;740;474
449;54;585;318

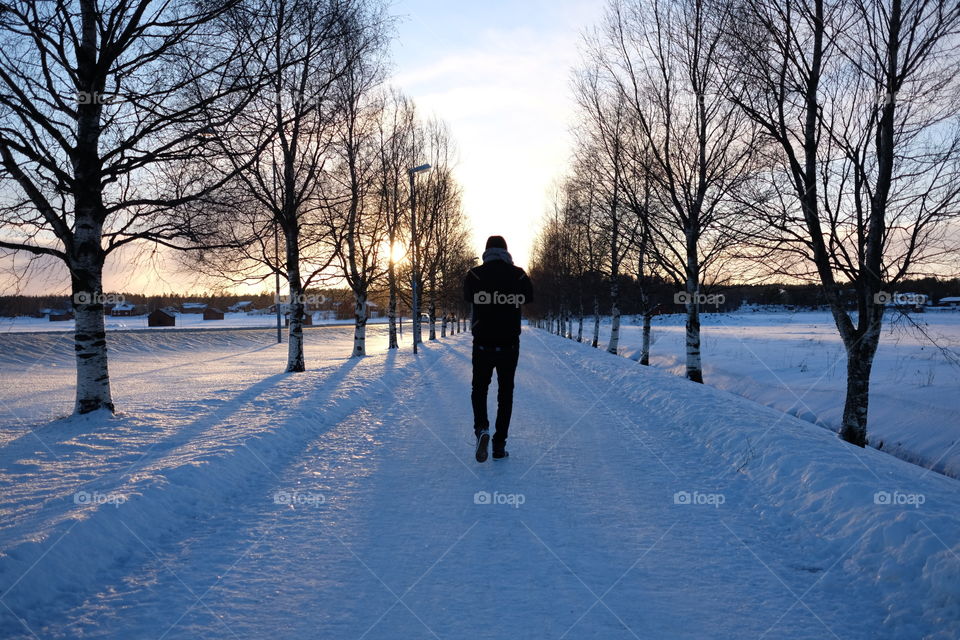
274;490;325;507
473;291;526;308
76;91;120;105
275;293;327;306
673;490;725;508
74;490;127;507
473;490;525;509
873;291;927;306
73;291;126;306
874;490;925;508
673;291;725;307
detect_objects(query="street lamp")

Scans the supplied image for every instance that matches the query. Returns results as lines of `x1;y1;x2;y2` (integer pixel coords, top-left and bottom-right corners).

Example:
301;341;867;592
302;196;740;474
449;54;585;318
408;163;431;354
273;167;282;344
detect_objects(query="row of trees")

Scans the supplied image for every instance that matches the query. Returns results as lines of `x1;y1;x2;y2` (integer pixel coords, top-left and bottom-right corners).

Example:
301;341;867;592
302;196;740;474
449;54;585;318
0;0;472;415
530;0;960;446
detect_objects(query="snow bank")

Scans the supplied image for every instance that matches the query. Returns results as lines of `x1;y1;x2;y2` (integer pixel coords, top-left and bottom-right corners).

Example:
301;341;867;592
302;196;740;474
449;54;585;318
561;330;960;637
594;310;960;477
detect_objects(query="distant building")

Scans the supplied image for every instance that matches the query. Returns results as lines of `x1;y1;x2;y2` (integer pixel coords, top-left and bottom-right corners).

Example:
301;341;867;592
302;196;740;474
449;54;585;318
48;310;73;322
203;307;225;320
110;302;137;317
938;296;960;308
227;301;253;313
148;308;176;327
180;302;207;313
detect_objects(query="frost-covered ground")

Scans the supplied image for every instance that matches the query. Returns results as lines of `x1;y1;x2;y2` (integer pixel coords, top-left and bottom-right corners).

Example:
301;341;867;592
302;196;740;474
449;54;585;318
1;323;959;638
589;309;960;478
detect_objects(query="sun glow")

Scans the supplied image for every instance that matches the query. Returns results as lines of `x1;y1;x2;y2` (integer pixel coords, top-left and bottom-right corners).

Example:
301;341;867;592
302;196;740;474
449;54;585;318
386;241;408;265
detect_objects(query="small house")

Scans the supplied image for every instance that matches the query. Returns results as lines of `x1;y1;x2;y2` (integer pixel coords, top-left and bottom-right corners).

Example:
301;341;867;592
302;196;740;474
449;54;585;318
110;302;137;317
203;307;225;320
48;310;73;322
148;308;176;327
228;301;253;313
180;302;207;314
938;296;960;308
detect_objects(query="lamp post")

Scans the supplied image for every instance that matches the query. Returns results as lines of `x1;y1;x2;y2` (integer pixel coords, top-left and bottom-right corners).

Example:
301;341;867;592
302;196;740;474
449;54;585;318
273;167;282;344
408;163;431;354
274;218;282;344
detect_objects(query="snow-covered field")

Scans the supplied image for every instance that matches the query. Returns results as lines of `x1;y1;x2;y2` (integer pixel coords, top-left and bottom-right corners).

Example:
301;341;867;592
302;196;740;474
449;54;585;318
1;323;959;638
588;310;960;478
0;311;390;334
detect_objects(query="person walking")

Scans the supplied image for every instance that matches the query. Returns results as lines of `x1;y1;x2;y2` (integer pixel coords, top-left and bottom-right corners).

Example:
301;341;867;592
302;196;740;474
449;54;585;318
463;235;534;462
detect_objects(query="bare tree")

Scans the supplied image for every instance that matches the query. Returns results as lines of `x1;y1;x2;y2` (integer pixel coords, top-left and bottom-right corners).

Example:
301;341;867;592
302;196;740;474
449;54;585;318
529;197;573;334
323;17;390;357
572;70;641;355
415;119;464;342
586;0;757;382
373;89;416;349
0;0;264;413
619;157;662;365
723;0;960;445
186;0;373;372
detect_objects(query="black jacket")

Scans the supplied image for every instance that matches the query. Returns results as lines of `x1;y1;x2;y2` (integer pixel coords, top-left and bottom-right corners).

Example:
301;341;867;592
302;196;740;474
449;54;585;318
463;259;534;346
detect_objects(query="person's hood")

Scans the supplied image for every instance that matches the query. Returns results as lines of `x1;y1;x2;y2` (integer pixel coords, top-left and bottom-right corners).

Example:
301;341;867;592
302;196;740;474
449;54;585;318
482;247;513;265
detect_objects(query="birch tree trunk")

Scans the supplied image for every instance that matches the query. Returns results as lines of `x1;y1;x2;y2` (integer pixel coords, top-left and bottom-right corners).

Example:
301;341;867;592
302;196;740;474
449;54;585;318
70;220;113;413
70;12;113;414
684;297;702;383
428;291;437;340
684;228;703;382
387;256;398;349
640;313;652;366
577;303;583;343
607;280;620;355
592;297;600;348
829;300;884;446
842;332;878;446
285;232;306;372
353;291;367;356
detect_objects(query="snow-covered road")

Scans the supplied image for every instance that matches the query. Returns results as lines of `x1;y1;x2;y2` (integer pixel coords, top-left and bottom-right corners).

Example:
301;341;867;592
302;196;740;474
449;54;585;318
2;327;957;638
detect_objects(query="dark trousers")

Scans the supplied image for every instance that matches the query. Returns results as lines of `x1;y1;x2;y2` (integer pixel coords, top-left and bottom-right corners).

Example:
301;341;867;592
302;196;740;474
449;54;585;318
471;343;520;445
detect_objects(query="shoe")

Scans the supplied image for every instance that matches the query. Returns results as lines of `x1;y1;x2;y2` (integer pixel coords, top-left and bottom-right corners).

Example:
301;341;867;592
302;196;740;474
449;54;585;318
475;430;490;462
492;444;508;459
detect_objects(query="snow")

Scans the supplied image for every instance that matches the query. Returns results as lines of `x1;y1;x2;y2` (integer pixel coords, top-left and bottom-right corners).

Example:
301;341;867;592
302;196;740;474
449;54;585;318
1;323;958;638
592;309;960;477
0;312;391;334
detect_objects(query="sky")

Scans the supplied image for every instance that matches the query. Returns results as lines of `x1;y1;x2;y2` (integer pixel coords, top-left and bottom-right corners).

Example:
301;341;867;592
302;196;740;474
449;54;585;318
388;0;604;269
